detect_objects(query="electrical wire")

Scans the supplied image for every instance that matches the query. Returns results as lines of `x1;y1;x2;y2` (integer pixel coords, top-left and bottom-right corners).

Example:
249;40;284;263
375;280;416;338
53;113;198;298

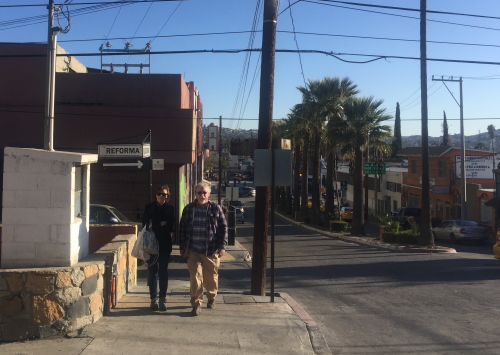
5;48;500;67
304;0;500;33
148;0;185;45
52;29;500;51
288;0;307;88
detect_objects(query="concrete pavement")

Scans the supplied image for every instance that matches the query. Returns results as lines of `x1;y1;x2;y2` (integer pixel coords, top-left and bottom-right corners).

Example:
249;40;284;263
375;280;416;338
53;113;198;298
0;243;329;355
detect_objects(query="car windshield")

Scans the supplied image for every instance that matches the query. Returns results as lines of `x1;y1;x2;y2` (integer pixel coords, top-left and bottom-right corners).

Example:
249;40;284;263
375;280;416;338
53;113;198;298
456;220;477;227
108;207;130;222
343;207;353;212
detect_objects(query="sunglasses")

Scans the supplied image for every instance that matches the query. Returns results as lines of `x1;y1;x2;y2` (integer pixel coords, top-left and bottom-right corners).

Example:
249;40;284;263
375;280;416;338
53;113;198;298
156;193;169;197
196;191;208;195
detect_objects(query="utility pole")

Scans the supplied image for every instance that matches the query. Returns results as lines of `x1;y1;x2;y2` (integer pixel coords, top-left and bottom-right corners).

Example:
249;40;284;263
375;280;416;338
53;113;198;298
44;0;60;151
218;116;222;206
251;0;278;296
432;75;465;220
419;0;433;246
364;134;369;222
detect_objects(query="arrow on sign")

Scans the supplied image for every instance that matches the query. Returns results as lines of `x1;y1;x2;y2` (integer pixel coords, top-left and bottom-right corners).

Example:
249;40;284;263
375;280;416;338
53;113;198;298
102;160;144;169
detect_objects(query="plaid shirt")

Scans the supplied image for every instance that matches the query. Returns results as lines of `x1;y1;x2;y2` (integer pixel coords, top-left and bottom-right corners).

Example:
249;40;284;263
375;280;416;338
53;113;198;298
178;200;227;257
189;204;209;254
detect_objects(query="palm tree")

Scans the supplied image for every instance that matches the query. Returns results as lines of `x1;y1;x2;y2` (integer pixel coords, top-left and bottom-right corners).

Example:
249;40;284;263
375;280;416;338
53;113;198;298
297;77;358;224
332;96;392;235
487;124;496;170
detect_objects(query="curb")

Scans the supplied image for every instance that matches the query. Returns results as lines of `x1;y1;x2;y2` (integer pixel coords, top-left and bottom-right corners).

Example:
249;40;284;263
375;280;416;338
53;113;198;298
275;211;457;254
281;293;332;355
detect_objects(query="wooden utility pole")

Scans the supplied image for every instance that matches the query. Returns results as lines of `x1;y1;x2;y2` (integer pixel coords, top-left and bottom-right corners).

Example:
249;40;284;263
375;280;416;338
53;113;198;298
419;0;433;246
251;0;278;296
44;0;59;151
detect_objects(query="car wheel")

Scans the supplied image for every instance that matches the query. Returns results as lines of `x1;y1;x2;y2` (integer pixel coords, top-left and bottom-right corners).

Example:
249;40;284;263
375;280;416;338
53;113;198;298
450;233;457;244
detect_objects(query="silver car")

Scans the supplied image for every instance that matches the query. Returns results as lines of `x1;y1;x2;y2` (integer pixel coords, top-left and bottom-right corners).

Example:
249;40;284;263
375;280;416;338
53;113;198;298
432;220;489;245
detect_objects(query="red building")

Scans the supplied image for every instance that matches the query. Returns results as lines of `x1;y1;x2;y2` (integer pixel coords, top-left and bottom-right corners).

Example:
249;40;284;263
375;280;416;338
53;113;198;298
398;146;495;227
0;42;203;223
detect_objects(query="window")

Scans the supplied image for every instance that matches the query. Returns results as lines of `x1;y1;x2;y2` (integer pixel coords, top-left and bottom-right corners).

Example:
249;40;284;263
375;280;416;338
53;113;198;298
445;201;451;220
211;145;215;150
74;165;84;217
411;160;417;174
393;200;398;212
409;193;419;207
438;161;446;177
436;199;443;221
387;181;396;192
211;132;215;137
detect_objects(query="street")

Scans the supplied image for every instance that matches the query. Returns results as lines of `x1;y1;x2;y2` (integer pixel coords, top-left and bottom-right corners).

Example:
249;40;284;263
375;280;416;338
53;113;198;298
226;190;500;355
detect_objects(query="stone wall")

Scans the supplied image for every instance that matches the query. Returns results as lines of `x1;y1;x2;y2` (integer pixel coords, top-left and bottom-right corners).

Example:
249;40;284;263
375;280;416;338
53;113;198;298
0;234;136;342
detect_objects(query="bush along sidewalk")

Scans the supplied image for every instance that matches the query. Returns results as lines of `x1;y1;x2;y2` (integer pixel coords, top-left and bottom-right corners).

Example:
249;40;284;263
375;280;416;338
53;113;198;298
330;220;348;232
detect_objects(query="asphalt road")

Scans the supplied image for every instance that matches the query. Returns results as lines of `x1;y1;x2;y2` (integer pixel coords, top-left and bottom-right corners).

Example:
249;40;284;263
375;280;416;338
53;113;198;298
222;189;500;355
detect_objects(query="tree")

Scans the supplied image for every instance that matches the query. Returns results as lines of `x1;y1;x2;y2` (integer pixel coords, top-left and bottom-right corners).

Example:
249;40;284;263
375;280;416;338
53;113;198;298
391;102;402;157
331;96;392;235
474;142;486;150
442;111;450;146
488;124;496;170
297;77;358;224
487;124;496;150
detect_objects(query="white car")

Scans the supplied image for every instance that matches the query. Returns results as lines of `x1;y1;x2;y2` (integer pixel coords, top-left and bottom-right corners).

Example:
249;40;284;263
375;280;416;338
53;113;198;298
432;220;489;245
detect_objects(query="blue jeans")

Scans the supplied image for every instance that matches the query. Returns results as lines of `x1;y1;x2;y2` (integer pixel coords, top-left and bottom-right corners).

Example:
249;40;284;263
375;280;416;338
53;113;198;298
148;252;170;299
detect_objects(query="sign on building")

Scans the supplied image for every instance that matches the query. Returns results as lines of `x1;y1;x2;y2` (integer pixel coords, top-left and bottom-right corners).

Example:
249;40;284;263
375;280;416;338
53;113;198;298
98;143;150;158
455;155;500;179
152;159;164;170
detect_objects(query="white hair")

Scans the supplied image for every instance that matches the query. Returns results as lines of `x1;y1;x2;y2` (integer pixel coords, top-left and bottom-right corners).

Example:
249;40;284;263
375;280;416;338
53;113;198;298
195;182;210;191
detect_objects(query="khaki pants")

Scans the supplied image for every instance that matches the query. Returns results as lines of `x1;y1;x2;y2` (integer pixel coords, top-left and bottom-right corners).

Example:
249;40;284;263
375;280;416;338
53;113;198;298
187;250;220;307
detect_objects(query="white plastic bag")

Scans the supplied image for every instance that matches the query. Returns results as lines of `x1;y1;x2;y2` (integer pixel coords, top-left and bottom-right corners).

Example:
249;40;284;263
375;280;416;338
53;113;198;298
142;222;159;255
131;226;150;260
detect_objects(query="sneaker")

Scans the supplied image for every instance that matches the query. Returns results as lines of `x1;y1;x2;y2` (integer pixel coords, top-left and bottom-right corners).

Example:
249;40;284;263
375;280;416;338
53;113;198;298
150;298;159;311
190;305;201;316
207;300;215;309
159;297;167;312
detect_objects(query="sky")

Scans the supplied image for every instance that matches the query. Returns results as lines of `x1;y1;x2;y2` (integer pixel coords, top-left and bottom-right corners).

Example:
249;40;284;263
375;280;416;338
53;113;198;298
3;0;500;139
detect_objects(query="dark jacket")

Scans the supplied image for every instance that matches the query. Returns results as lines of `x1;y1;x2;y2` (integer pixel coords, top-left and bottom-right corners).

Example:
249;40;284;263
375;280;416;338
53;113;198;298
178;200;227;257
142;202;175;254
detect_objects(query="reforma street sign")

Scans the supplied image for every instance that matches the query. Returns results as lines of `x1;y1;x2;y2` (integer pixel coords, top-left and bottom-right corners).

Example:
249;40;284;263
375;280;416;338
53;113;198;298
98;143;150;158
363;162;386;175
96;158;152;172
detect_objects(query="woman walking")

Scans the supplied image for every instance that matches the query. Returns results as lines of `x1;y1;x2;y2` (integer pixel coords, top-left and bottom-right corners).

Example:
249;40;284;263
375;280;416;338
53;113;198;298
142;185;175;311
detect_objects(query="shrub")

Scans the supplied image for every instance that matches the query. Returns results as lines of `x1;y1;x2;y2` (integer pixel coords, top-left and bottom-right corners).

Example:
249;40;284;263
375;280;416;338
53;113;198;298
330;220;348;232
382;230;419;245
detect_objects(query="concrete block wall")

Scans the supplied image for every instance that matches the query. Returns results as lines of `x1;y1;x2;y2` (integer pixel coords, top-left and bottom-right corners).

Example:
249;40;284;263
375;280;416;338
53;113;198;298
0;234;136;342
2;147;97;268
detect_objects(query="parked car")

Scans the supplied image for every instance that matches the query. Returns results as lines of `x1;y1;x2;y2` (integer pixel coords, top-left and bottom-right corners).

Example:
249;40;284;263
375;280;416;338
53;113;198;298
223;200;244;213
432;220;489;244
339;206;353;221
239;186;256;197
235;208;245;224
392;207;422;230
89;204;142;229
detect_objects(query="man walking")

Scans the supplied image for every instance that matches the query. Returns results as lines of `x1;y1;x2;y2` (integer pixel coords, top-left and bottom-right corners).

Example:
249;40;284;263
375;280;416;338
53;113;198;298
179;182;228;316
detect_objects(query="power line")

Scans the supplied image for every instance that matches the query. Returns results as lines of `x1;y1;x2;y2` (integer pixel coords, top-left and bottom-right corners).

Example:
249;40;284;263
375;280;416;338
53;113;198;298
2;108;500;122
3;47;500;67
304;0;500;33
52;30;500;50
313;0;500;21
0;0;186;7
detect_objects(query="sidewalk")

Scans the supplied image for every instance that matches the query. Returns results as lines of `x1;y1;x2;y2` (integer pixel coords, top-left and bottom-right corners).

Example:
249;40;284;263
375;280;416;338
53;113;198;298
0;244;329;355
